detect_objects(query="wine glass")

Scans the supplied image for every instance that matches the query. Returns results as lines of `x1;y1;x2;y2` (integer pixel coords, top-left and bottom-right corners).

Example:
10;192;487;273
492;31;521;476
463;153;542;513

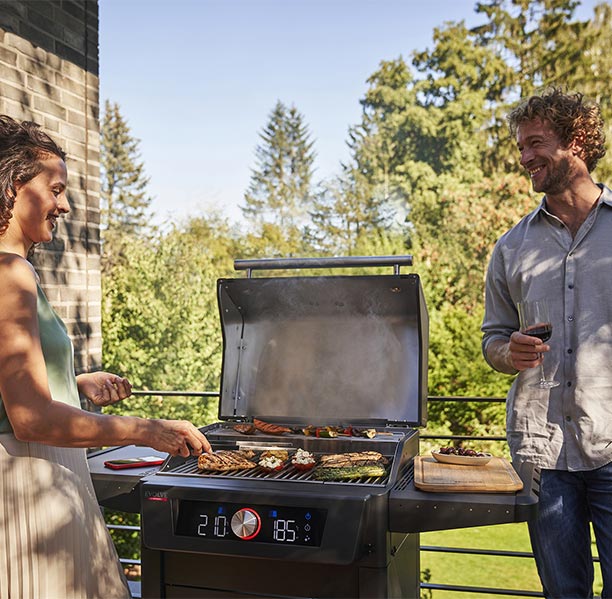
517;299;560;389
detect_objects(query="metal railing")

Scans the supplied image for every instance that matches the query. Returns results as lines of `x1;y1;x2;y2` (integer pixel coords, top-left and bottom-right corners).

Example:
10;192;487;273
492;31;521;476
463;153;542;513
102;391;599;598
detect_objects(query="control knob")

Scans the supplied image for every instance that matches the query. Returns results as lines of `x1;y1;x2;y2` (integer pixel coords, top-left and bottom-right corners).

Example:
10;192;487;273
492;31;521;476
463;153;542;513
231;508;261;540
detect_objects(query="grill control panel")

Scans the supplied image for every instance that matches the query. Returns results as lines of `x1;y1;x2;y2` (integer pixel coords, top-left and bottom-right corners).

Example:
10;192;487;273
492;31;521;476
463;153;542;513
175;500;327;546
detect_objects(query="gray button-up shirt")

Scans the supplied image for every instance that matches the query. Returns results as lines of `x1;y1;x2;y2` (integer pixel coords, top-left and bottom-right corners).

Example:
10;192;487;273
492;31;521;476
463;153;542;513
482;183;612;471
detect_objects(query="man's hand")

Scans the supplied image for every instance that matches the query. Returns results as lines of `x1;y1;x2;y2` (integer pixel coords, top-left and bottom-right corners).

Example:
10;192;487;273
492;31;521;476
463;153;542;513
77;371;132;407
486;332;550;375
508;331;550;371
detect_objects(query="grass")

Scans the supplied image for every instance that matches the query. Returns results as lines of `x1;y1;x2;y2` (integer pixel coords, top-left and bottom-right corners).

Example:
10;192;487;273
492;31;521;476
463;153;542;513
420;522;603;599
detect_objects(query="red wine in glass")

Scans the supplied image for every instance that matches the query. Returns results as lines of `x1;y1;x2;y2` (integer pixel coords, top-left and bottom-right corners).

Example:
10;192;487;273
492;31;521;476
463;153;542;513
523;323;552;343
517;300;559;389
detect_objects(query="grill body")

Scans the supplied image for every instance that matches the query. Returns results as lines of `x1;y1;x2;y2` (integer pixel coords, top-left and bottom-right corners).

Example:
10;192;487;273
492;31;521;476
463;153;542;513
140;427;421;598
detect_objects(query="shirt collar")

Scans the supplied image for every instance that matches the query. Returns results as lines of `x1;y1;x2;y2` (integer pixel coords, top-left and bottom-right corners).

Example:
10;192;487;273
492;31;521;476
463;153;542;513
526;183;612;225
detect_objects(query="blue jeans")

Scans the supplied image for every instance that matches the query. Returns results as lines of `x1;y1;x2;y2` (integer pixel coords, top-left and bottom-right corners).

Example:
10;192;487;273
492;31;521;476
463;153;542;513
528;463;612;598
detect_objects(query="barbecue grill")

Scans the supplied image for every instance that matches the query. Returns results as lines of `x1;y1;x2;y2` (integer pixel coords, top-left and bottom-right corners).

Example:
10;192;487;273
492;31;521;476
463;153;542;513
88;256;538;599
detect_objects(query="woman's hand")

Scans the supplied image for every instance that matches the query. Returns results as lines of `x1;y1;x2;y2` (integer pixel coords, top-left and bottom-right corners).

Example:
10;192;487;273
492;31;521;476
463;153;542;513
77;371;132;407
148;419;212;457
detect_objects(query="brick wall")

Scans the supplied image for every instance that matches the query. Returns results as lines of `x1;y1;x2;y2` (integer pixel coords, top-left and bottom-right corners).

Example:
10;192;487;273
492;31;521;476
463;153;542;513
0;0;101;374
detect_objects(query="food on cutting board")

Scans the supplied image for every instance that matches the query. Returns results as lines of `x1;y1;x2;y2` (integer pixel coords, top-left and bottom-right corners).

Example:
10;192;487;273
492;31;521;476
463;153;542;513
253;419;292;435
258;449;289;471
313;451;388;481
197;450;257;472
437;446;489;457
233;423;257;435
291;448;316;471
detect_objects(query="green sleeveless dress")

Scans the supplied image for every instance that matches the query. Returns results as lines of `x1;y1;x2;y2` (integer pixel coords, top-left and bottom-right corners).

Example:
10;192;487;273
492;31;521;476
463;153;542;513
0;259;130;598
0;283;81;432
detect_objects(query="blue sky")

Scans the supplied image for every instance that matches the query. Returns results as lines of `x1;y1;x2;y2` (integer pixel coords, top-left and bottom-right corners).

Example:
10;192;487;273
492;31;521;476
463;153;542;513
99;0;600;226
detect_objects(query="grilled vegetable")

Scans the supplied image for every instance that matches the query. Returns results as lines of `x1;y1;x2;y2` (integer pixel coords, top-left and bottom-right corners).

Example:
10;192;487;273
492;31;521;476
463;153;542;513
258;449;289;472
300;425;338;438
313;464;387;481
291;448;316;471
353;428;377;439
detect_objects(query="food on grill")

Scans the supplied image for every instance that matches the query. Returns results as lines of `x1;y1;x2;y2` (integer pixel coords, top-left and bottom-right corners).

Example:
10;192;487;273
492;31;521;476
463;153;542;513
438;446;488;458
313;451;389;481
313;464;387;481
197;450;257;471
352;428;377;439
318;451;389;468
233;423;257;435
259;449;289;471
300;425;338;438
331;426;377;438
291;448;316;471
253;419;292;435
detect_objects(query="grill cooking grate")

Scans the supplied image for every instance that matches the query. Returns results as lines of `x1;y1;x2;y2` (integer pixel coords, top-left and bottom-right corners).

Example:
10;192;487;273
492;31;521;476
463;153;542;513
158;454;392;487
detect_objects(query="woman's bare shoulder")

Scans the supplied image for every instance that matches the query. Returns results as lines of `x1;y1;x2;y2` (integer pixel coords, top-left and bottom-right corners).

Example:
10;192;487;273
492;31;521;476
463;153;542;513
0;254;38;318
0;253;38;289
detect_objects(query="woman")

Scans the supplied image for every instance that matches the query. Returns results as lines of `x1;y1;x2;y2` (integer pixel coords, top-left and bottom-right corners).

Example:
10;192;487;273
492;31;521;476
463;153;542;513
0;115;211;598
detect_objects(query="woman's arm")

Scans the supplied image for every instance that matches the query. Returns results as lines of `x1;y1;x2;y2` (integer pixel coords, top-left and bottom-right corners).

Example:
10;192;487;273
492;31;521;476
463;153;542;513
0;254;210;456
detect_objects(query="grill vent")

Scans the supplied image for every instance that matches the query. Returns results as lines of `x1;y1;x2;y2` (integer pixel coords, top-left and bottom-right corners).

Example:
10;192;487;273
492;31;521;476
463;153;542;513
392;461;414;491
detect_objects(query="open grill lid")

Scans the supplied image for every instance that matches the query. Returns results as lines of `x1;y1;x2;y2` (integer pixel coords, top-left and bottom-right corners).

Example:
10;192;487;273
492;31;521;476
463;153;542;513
216;256;428;428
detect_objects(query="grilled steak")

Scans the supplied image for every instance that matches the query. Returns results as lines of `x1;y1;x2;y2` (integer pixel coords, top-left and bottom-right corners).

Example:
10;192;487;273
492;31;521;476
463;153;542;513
318;451;388;468
197;450;257;472
253;419;292;435
233;423;257;435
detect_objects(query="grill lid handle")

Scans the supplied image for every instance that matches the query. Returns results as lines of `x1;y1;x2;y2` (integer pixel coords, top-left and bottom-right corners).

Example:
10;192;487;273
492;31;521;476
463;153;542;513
234;255;413;277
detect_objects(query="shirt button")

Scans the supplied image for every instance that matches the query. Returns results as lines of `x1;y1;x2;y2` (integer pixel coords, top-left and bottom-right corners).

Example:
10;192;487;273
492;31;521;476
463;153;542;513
567;349;573;354
568;316;574;322
565;415;572;422
568;284;574;289
566;381;572;387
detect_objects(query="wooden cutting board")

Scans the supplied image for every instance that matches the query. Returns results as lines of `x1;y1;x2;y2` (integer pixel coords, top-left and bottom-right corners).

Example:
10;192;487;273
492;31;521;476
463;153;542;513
414;455;523;493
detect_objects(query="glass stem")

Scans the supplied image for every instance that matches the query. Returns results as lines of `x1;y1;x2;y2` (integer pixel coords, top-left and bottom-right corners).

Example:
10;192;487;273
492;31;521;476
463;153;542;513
539;355;546;384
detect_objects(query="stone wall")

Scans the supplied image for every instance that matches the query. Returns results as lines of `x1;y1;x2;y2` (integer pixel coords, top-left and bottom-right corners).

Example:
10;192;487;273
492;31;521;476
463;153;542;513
0;0;101;374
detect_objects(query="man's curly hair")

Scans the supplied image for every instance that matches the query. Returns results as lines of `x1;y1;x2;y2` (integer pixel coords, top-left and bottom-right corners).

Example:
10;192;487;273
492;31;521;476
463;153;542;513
0;115;66;237
507;87;606;173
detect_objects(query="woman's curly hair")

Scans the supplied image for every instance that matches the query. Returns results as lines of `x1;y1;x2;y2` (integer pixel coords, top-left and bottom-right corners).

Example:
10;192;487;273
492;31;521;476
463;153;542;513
507;87;607;173
0;115;66;236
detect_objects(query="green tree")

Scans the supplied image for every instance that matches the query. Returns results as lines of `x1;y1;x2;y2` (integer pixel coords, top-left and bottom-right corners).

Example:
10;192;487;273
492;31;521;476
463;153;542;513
306;169;396;255
100;100;153;239
242;100;316;238
102;213;240;418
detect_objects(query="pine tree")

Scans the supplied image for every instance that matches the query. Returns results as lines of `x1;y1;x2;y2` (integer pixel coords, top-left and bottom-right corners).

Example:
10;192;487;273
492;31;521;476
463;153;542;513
100;100;152;238
242;100;316;233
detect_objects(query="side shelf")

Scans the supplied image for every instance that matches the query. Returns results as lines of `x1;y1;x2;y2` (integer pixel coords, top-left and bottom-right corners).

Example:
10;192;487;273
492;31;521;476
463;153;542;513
88;445;165;513
388;459;539;533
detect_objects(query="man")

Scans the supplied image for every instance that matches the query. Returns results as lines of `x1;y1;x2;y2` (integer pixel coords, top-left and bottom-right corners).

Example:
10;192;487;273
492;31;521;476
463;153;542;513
482;88;612;597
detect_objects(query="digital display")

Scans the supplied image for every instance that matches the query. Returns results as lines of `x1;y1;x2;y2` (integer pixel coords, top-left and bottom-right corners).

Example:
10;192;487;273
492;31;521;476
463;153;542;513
175;500;327;546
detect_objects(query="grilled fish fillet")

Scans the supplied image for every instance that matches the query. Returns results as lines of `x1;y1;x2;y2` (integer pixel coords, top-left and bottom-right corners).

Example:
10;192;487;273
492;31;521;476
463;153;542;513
318;451;388;468
197;450;257;471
